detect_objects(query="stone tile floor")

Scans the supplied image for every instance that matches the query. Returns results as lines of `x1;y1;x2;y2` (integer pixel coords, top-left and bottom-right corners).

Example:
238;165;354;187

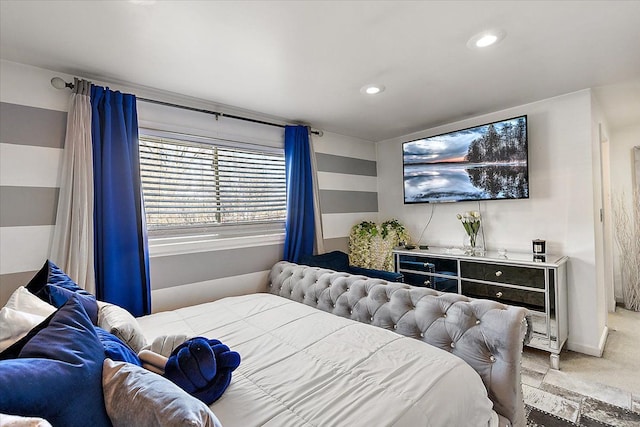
522;356;640;425
521;307;640;426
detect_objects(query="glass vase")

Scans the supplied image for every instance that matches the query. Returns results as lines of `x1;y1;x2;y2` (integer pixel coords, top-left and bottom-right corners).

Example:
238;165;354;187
462;230;484;256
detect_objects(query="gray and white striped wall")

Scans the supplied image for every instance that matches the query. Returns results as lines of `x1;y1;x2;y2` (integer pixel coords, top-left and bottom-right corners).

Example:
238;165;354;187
0;101;66;305
0;60;381;309
314;132;379;252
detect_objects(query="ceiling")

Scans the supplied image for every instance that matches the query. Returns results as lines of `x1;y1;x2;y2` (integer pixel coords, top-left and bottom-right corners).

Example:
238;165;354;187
1;1;639;142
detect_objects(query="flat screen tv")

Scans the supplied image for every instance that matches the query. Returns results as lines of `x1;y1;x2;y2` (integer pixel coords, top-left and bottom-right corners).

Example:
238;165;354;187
403;115;529;204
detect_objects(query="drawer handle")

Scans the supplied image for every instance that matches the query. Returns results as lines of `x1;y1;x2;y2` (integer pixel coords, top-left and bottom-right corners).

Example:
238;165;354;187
424;280;431;287
495;271;503;277
496;291;503;298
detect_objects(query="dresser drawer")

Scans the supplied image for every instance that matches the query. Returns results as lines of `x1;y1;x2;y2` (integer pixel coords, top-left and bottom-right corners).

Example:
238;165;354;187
460;261;545;289
461;281;545;312
398;255;457;275
403;272;458;293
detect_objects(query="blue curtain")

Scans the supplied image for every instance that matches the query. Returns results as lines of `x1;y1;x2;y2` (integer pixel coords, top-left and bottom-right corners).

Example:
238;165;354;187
283;125;315;263
91;86;150;316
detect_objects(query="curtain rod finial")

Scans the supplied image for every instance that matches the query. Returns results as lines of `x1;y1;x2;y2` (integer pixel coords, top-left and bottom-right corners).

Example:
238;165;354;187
51;77;74;90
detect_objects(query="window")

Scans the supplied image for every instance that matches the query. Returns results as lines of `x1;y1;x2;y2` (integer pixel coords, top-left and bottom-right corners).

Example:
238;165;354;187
139;133;286;237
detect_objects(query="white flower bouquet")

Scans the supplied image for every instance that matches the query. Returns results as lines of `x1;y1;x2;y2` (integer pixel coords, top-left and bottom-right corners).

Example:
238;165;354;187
457;211;482;251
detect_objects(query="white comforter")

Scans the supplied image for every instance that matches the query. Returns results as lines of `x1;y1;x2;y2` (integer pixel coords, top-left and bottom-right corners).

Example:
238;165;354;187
137;293;498;427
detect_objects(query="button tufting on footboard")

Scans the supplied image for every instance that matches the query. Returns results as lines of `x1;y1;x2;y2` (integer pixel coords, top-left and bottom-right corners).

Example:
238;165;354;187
271;261;530;427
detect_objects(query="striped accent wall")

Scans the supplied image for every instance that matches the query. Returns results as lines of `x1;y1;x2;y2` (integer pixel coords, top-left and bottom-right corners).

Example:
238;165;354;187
0;61;291;311
313;131;379;253
0;60;381;310
0;97;285;310
0;102;66;305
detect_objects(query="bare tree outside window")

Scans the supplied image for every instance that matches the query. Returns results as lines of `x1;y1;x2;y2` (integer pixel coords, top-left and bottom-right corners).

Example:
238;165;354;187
139;135;286;234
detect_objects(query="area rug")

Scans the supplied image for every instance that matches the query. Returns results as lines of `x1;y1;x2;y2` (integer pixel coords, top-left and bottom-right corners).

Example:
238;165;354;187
526;398;640;427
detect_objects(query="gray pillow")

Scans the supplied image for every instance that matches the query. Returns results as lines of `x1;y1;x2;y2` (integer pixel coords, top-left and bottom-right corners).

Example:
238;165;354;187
97;302;148;353
102;358;222;427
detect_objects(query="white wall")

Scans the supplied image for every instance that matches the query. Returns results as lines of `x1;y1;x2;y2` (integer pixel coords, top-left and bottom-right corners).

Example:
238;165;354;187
376;90;608;355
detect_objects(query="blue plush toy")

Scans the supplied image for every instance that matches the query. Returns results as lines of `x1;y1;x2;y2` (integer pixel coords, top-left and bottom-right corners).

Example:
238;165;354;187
163;337;241;405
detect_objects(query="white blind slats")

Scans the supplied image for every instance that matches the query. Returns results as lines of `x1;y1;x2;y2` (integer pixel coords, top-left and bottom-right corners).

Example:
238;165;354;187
139;135;287;232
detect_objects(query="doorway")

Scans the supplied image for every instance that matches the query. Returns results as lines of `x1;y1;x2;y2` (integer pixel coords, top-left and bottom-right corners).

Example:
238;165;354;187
599;124;615;312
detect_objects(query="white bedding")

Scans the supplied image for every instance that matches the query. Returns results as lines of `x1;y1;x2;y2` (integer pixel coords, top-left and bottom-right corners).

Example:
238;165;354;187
137;293;499;427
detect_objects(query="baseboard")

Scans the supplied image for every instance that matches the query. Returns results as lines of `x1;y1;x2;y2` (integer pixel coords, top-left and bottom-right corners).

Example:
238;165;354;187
597;325;610;357
566;326;609;357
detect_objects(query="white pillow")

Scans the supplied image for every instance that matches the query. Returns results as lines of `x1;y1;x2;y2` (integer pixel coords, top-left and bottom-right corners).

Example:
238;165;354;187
5;286;56;317
97;301;148;353
0;286;56;352
141;334;190;357
0;413;52;426
0;307;46;352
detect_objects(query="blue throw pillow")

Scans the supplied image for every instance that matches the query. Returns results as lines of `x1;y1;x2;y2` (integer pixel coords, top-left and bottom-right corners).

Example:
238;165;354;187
0;295;111;427
26;260;98;325
44;283;98;325
95;327;141;366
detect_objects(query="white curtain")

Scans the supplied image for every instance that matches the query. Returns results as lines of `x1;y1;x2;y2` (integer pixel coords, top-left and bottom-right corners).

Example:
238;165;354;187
309;135;325;254
635;146;639;195
50;78;95;293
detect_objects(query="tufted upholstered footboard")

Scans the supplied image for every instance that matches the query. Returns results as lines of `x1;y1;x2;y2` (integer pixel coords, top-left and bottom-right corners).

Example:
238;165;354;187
268;261;530;427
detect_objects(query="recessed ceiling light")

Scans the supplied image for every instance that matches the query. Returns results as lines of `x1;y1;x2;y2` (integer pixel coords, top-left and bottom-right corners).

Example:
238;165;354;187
467;29;505;49
361;84;385;95
476;34;498;47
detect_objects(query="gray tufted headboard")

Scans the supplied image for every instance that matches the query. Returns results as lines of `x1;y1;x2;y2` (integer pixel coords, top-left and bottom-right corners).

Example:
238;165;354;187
268;261;529;427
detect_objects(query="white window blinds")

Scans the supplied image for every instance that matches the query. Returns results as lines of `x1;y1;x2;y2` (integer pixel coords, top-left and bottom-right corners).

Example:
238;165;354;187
139;135;286;234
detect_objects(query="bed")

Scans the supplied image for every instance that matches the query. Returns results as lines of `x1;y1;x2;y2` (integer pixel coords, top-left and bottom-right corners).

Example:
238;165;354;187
136;261;529;427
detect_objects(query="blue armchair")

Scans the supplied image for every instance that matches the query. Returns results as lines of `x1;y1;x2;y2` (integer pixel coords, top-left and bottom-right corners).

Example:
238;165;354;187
299;251;404;282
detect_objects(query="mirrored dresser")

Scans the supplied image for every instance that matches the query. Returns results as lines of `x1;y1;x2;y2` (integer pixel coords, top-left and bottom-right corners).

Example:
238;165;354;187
393;247;568;369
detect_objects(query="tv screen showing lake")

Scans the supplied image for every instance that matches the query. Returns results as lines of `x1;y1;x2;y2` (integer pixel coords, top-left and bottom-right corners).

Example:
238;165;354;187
402;116;529;203
404;162;529;202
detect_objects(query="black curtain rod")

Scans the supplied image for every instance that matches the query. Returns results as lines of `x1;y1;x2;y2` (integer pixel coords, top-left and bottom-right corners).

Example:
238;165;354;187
50;77;322;136
137;97;322;136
